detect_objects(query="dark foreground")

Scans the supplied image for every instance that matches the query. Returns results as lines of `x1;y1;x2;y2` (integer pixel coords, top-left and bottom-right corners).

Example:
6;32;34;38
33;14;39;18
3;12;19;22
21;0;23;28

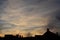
0;29;60;40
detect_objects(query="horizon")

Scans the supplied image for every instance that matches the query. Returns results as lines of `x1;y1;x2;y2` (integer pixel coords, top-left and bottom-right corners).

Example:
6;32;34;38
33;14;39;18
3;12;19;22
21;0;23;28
0;28;59;37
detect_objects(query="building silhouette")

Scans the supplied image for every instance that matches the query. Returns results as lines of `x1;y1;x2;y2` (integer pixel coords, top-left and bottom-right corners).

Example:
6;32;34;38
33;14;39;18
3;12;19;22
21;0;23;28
0;28;60;40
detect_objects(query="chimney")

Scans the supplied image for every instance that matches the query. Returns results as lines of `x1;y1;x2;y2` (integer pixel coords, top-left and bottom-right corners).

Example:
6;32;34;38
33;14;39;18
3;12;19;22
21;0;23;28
47;28;50;32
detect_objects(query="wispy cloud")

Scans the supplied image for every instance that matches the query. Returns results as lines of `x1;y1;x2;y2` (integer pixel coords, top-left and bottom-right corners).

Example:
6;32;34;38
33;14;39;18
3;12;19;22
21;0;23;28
0;0;60;36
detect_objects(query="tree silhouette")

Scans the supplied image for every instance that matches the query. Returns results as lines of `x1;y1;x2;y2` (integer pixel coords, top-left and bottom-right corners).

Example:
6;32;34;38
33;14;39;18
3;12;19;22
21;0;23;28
26;32;32;37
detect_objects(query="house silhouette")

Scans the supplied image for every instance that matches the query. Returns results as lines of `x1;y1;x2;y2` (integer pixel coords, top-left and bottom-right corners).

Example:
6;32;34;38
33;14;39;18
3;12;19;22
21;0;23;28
0;28;60;40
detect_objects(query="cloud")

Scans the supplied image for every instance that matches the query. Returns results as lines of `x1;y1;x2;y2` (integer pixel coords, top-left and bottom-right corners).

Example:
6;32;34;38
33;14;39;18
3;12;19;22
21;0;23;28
0;20;18;34
0;0;8;18
0;0;60;36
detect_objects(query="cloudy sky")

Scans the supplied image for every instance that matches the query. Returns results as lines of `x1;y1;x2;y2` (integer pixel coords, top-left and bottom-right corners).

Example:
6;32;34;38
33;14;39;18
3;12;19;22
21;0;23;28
0;0;60;37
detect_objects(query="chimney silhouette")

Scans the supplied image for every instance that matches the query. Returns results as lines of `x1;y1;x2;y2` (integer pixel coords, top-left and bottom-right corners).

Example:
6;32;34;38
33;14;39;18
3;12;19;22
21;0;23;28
47;28;50;32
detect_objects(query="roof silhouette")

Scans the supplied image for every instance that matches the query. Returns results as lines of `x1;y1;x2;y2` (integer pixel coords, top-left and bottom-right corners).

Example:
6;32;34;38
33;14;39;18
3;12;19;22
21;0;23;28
0;28;60;40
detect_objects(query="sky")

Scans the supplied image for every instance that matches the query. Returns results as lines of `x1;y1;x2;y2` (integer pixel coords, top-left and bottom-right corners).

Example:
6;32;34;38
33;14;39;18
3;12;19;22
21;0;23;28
0;0;60;37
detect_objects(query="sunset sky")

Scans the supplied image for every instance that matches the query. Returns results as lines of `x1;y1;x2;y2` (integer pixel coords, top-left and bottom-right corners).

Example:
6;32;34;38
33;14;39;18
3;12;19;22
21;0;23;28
0;0;60;37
